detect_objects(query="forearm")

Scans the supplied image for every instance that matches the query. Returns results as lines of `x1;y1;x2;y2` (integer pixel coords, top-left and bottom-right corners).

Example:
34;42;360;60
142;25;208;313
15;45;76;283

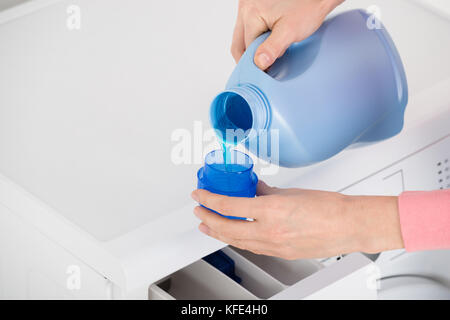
343;195;404;254
193;181;449;260
343;190;450;254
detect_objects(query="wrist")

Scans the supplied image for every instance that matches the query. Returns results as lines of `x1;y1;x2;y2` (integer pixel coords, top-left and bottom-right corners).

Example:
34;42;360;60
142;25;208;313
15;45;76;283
342;194;405;254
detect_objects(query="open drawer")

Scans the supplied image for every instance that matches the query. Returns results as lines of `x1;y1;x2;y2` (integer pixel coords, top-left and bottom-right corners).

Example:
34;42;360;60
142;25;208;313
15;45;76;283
149;247;377;300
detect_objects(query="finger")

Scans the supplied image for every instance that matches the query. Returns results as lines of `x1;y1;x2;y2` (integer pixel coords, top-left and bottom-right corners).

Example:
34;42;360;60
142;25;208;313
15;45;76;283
243;15;268;49
231;15;245;62
194;206;260;240
198;223;280;256
191;189;263;220
254;18;295;70
256;180;283;196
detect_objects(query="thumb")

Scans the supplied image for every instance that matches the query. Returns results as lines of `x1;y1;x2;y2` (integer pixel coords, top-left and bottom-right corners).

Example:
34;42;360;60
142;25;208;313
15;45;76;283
254;20;294;70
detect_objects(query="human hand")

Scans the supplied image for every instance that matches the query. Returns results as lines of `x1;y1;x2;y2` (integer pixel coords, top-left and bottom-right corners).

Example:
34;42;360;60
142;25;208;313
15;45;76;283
191;181;404;259
231;0;345;69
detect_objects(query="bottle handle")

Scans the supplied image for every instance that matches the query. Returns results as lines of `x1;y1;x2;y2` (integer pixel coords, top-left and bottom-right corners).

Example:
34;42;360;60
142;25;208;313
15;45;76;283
240;32;274;78
246;32;270;61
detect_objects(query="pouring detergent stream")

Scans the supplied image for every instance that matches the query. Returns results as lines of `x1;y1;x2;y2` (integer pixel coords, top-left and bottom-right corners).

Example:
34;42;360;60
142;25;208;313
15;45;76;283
215;91;253;172
196;9;408;220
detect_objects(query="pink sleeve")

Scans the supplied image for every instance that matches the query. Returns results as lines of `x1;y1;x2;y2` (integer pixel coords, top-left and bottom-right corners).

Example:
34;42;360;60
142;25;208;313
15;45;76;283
398;190;450;252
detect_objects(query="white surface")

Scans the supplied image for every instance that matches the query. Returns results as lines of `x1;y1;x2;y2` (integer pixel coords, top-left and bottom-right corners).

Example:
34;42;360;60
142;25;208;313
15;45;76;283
0;0;449;298
0;0;237;241
0;202;111;299
412;0;450;19
0;0;30;11
379;276;450;300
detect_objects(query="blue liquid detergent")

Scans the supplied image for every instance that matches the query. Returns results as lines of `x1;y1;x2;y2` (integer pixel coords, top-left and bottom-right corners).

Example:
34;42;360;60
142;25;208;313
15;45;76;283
197;149;258;220
222;142;233;172
210;9;408;167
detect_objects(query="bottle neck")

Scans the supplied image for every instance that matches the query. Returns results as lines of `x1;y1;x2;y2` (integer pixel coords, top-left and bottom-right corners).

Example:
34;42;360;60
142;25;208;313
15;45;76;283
210;84;270;145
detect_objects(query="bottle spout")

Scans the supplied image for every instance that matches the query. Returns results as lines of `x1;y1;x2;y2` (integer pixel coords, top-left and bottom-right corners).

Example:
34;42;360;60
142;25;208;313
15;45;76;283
210;84;270;145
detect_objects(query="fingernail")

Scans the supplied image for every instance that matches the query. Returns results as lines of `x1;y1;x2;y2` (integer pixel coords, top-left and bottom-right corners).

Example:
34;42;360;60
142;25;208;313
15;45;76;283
256;53;271;70
199;224;210;235
191;191;199;202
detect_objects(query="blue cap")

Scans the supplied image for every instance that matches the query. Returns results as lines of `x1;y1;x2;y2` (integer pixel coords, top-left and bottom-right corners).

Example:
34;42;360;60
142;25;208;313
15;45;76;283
197;149;258;219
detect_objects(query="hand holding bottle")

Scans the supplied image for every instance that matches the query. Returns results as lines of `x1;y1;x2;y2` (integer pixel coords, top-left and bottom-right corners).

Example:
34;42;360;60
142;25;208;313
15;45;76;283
191;181;404;259
231;0;344;69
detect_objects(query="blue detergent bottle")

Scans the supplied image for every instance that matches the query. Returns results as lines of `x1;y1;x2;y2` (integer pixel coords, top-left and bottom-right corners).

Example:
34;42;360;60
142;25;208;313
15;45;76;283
197;149;258;220
210;9;408;167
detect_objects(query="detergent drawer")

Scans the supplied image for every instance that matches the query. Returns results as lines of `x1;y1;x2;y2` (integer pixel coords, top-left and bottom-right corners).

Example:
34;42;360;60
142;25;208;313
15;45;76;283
148;247;376;300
